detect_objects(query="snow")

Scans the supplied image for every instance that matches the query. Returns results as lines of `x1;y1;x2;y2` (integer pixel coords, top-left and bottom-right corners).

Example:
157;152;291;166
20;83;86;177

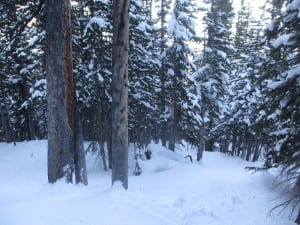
287;65;300;79
272;33;295;48
217;50;227;59
267;65;300;89
34;78;47;87
265;21;275;32
136;21;150;33
31;90;44;98
168;13;192;41
287;0;300;17
84;16;110;35
270;128;291;136
0;141;295;225
28;31;45;47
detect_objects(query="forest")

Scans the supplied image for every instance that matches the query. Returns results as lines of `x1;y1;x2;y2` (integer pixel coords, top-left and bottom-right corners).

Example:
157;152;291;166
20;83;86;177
0;0;299;224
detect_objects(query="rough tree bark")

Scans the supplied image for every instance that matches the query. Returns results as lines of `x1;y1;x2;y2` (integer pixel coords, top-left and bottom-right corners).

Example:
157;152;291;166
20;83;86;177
46;0;87;184
111;0;129;189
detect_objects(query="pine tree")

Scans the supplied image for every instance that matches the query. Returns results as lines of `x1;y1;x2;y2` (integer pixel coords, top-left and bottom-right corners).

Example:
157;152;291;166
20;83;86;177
72;0;113;168
128;0;160;148
0;2;19;142
195;0;233;156
155;0;172;147
0;1;46;141
226;0;266;160
258;0;300;220
166;0;201;151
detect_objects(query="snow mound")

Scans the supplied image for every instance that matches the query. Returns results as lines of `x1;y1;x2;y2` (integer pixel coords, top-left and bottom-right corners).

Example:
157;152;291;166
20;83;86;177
137;143;190;174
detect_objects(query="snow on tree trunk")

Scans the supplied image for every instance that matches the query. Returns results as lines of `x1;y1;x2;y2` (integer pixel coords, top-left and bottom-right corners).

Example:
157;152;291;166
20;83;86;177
111;0;129;189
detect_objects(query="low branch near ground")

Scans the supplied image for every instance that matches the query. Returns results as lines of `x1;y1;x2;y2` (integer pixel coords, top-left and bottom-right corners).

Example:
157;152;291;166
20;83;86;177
185;155;193;163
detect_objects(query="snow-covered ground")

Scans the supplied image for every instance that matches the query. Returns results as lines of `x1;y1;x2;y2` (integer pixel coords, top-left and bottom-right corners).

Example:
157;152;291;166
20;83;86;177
0;140;295;225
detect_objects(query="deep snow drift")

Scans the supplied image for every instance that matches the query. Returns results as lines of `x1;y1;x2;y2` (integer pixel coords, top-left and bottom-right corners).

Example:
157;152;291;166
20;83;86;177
0;140;295;225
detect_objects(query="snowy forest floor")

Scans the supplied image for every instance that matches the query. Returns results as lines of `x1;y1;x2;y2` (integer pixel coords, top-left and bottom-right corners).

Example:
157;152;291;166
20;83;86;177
0;140;296;225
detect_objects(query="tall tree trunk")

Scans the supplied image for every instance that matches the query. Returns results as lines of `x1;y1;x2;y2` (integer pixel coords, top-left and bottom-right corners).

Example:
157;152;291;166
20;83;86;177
197;125;205;161
19;78;36;140
0;99;10;141
197;108;205;160
99;141;108;171
0;96;15;144
111;0;129;189
168;106;176;151
252;139;261;162
46;0;87;184
159;0;167;148
222;135;230;153
231;129;237;156
236;135;243;156
168;75;177;152
106;116;112;169
74;106;88;184
245;142;252;161
205;139;214;152
160;57;167;148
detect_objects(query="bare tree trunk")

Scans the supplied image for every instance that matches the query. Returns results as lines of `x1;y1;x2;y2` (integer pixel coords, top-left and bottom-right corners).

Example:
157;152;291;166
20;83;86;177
46;0;73;183
245;144;252;161
0;98;13;142
197;125;205;161
4;96;16;145
99;141;108;171
46;0;87;184
252;140;261;162
197;141;205;160
223;133;230;153
160;0;167;148
236;135;243;157
168;82;176;151
168;122;176;151
74;106;88;184
231;130;237;156
19;78;36;140
106;117;112;169
111;0;129;189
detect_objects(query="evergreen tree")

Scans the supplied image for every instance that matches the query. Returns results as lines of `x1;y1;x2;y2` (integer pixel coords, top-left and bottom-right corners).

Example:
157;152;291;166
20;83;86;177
226;0;266;161
0;1;46;141
166;0;201;151
128;0;160;148
258;0;300;220
155;0;172;147
0;2;19;142
195;0;233;156
71;0;114;169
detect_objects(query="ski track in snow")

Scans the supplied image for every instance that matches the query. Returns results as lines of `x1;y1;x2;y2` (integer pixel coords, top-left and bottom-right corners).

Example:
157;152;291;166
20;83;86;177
0;140;295;225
